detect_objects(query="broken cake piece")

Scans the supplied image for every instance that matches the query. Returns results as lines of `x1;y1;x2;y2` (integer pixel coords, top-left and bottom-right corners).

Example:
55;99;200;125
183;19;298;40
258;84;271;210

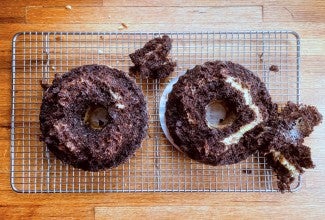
257;102;322;192
129;35;176;79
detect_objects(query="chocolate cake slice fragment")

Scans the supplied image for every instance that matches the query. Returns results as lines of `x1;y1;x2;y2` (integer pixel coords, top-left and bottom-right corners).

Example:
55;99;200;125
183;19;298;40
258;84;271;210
256;102;322;192
129;35;176;79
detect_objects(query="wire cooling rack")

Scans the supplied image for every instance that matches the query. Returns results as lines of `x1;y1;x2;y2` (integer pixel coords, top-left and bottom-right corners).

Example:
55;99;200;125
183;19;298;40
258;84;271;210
11;31;300;193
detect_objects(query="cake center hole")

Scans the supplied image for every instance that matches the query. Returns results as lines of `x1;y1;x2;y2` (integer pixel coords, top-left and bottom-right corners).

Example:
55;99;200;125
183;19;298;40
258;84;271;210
205;100;235;128
84;105;109;130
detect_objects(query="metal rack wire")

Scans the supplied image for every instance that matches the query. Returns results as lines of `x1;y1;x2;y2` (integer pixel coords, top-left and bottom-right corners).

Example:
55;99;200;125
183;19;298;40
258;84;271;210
11;31;301;193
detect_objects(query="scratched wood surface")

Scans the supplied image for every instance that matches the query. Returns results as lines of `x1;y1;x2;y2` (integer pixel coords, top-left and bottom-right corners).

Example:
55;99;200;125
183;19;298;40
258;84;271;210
0;0;324;219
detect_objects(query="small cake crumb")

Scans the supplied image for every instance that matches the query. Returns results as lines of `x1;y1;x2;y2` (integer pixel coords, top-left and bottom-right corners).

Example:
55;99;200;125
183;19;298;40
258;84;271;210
118;23;128;30
269;65;279;72
55;36;62;41
242;169;252;174
258;52;264;62
65;5;72;10
40;79;50;90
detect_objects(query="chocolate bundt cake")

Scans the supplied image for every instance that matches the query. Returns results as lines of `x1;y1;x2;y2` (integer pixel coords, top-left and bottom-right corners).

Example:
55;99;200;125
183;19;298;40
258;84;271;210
129;35;176;79
165;60;277;165
40;64;148;171
164;60;322;192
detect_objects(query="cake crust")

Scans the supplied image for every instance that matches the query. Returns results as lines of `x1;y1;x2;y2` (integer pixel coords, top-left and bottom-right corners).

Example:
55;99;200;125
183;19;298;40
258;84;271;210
165;60;277;165
40;64;148;171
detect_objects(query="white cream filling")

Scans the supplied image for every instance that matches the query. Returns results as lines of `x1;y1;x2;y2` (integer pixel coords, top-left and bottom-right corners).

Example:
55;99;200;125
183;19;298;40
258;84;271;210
109;89;125;109
116;103;125;109
109;89;122;101
271;150;299;177
221;76;263;145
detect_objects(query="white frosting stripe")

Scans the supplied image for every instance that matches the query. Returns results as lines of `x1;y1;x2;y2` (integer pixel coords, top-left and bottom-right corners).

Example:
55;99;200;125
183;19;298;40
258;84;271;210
271;150;299;177
221;76;263;145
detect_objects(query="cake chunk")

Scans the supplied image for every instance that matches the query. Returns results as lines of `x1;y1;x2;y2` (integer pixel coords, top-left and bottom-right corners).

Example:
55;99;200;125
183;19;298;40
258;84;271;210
129;35;176;79
257;102;322;192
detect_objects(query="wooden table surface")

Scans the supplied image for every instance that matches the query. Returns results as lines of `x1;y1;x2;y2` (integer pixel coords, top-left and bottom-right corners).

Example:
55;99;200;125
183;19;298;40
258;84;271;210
1;0;324;219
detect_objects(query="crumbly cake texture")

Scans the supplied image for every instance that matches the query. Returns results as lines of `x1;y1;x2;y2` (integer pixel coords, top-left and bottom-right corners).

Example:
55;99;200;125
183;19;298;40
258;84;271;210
40;64;148;171
165;60;322;192
129;35;176;79
166;61;277;165
256;102;322;192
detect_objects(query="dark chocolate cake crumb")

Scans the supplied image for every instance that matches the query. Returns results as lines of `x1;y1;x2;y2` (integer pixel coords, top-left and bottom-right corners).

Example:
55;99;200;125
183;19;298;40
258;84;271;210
242;169;252;174
269;65;279;72
40;79;50;90
258;52;264;62
129;35;176;79
40;64;148;171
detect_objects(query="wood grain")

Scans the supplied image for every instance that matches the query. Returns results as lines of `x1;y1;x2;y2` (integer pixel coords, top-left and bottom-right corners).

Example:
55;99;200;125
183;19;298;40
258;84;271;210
0;7;25;23
0;0;103;7
263;4;325;22
95;204;325;220
0;205;94;219
26;6;262;24
103;0;264;6
0;0;325;219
